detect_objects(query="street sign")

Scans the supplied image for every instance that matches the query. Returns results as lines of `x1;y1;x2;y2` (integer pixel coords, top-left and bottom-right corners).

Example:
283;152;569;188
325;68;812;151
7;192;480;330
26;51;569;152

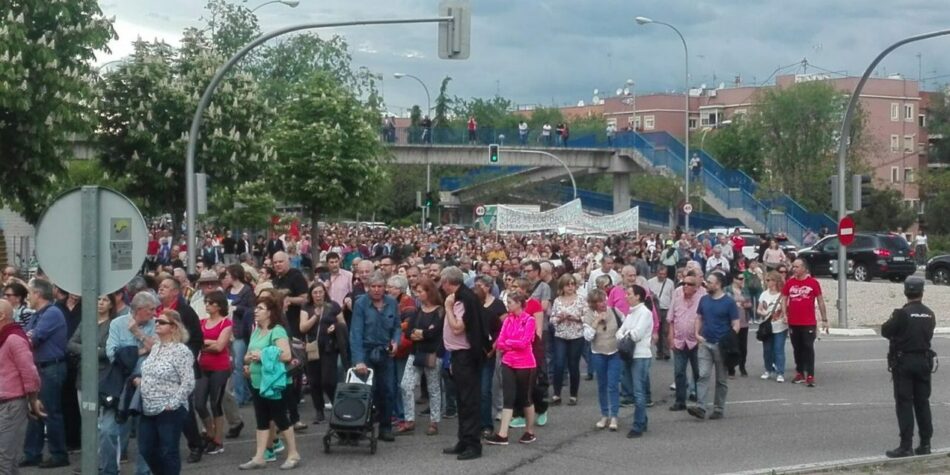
438;0;471;59
35;186;148;295
474;204;487;217
682;203;693;215
838;215;856;246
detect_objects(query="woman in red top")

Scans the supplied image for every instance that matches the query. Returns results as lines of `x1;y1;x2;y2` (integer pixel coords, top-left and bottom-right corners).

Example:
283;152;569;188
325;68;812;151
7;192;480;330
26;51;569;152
195;290;233;454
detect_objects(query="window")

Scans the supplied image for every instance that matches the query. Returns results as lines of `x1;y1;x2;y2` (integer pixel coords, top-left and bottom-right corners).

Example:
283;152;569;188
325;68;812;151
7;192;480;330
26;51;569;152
890;134;900;152
919;114;927;128
688;118;697;129
904;104;914;121
904;167;914;183
634;116;641;128
891;166;900;183
700;112;718;127
734;108;748;116
890;103;900;121
904;135;915;152
644;115;655;130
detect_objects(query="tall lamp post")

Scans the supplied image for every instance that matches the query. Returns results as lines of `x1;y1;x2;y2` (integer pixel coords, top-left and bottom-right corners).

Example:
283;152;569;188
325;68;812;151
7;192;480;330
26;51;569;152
635;16;691;231
394;72;433;227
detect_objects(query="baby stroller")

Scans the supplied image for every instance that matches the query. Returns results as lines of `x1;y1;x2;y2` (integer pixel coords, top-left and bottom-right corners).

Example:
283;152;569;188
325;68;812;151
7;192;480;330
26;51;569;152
323;368;378;454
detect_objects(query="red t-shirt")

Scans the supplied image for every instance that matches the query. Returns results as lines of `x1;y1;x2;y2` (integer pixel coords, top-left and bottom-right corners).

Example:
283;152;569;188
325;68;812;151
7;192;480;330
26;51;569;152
525;298;543;318
781;276;822;326
198;318;233;372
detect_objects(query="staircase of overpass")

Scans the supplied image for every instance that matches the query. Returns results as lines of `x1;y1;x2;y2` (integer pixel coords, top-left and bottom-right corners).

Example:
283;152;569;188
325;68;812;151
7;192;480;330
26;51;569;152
390;127;836;244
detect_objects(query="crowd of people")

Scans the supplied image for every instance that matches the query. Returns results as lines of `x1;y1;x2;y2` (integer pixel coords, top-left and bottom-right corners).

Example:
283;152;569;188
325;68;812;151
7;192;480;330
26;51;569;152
1;221;832;473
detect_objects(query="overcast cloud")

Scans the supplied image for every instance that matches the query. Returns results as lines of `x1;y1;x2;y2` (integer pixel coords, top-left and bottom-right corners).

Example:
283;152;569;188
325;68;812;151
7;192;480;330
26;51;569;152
99;0;950;115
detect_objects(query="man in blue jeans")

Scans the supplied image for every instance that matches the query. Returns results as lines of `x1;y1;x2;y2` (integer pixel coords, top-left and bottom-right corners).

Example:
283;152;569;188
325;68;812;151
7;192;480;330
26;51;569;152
668;271;705;411
688;272;739;420
21;279;69;469
351;272;401;442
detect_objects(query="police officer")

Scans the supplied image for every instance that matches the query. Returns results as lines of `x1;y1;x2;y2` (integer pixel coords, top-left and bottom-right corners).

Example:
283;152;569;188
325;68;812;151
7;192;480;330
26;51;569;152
881;276;936;458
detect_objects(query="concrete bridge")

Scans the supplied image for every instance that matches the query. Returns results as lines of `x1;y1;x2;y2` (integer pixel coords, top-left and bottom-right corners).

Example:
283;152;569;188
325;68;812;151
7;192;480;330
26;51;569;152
388;145;645;213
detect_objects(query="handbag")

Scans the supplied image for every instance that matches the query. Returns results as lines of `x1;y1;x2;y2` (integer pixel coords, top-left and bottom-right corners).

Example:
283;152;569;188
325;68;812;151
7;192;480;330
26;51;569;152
756;318;773;342
305;311;321;361
413;351;438;369
613;309;635;361
288;337;308;375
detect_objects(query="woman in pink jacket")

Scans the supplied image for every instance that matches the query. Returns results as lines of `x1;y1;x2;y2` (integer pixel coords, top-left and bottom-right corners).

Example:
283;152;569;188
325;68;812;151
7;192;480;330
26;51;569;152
485;291;538;446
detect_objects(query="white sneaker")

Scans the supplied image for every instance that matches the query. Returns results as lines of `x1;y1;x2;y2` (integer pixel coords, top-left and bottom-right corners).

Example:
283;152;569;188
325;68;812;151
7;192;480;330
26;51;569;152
595;417;608;429
776;375;785;383
760;372;771;380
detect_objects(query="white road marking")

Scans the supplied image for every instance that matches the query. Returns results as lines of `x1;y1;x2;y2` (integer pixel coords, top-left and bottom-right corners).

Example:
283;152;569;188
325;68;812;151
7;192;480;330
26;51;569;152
727;398;787;405
823;358;886;364
726;448;950;474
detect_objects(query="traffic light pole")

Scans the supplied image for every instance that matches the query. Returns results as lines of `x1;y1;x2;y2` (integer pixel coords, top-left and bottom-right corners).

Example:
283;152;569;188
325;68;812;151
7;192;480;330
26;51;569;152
499;148;577;200
184;15;461;273
833;28;950;329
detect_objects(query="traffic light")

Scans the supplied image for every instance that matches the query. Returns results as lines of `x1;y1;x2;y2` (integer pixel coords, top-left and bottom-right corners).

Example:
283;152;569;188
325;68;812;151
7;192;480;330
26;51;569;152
852;174;872;212
489;143;499;163
425;191;434;208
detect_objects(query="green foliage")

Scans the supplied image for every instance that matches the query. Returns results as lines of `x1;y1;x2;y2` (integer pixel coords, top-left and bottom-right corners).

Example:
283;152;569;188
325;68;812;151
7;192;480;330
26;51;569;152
925;90;950;165
265;71;387;230
703;115;765;181
928;234;950;256
852;188;916;232
96;34;272;218
0;1;115;222
208;179;276;230
526;106;564;131
434;76;452;127
570;114;608;141
452;95;518;130
52;159;133;197
409;105;422;127
921;169;950;235
202;0;260;58
631;174;682;211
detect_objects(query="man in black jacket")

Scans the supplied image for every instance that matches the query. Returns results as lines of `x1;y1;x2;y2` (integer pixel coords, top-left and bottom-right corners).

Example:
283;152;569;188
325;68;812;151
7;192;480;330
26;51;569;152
439;266;489;461
881;277;936;458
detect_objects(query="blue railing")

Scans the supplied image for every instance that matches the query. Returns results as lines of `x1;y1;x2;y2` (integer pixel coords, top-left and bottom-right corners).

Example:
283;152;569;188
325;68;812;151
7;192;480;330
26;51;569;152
391;125;833;242
440;166;528;191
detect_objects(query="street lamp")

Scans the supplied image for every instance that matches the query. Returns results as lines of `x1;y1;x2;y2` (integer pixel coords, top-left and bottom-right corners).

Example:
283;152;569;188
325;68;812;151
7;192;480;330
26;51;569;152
393;72;433;227
635;15;691;231
248;0;300;13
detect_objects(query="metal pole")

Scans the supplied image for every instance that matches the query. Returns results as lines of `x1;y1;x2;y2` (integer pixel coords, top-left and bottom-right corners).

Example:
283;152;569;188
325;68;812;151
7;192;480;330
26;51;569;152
185;16;453;273
834;28;950;329
79;187;100;475
501;148;577;200
396;73;432;225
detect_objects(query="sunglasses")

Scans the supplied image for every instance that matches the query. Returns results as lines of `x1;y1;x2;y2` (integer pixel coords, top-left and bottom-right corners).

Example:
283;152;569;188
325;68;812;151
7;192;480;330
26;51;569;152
156;319;174;326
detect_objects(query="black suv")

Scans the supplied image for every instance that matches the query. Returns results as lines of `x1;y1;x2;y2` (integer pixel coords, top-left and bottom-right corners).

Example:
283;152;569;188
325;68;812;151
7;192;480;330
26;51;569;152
797;232;916;282
926;255;950;285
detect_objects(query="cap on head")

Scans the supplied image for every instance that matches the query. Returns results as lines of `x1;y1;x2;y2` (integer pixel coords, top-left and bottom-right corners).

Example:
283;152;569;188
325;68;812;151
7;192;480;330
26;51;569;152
904;276;925;295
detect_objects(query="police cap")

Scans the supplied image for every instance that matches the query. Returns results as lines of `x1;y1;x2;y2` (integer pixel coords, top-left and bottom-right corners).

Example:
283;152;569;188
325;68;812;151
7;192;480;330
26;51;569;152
904;276;925;294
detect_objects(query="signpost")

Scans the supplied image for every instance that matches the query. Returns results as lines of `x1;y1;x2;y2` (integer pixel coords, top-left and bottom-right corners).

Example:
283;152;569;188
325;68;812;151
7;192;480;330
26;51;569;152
474;204;487;217
35;186;148;475
682;203;693;215
838;215;855;247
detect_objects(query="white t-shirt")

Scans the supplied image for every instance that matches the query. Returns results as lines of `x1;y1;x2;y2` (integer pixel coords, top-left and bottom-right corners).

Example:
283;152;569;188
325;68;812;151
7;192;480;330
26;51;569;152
915;235;928;246
542;124;552;136
759;290;786;333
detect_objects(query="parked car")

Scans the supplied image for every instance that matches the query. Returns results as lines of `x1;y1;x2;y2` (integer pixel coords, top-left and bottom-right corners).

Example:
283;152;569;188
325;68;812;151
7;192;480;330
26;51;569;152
797;232;916;282
926;255;950;285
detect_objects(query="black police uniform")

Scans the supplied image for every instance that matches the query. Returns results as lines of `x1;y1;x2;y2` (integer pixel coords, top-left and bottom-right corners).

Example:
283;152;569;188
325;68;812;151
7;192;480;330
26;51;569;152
880;279;936;455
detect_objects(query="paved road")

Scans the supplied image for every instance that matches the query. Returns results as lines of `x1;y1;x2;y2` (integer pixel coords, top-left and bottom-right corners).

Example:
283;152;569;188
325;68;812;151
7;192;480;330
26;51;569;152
25;333;950;475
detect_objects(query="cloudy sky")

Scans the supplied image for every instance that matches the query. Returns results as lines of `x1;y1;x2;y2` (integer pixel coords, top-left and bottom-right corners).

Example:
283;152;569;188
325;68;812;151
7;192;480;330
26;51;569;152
99;0;950;115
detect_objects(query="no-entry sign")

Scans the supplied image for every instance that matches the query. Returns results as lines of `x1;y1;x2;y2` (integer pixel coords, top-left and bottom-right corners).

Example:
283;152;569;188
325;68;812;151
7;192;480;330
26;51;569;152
838;215;855;246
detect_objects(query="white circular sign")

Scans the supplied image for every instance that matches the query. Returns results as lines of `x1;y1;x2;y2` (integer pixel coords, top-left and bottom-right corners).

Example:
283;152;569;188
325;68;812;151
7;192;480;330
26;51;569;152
474;205;487;217
35;187;148;295
683;203;694;215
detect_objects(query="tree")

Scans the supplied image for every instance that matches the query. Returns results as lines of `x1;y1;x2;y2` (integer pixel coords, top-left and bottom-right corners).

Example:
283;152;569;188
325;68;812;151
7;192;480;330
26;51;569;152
631;174;685;226
751;81;868;213
920;169;950;235
852;188;916;232
925;89;950;165
0;1;115;222
265;71;387;264
209;179;277;230
433;76;452;127
703;115;765;181
97;33;272;219
526;106;564;131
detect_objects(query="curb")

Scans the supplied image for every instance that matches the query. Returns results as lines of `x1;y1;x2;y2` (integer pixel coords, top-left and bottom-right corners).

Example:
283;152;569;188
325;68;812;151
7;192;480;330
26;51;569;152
935;327;950;335
730;449;950;474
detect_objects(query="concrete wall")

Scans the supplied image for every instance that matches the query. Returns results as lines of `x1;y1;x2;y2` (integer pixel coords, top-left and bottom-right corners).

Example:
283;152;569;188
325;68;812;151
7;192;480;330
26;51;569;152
0;207;35;270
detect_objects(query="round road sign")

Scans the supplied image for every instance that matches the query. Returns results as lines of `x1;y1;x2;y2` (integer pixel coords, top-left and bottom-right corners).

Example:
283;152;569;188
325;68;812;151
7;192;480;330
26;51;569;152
682;203;693;215
474;205;487;217
35;187;148;295
838;215;855;246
